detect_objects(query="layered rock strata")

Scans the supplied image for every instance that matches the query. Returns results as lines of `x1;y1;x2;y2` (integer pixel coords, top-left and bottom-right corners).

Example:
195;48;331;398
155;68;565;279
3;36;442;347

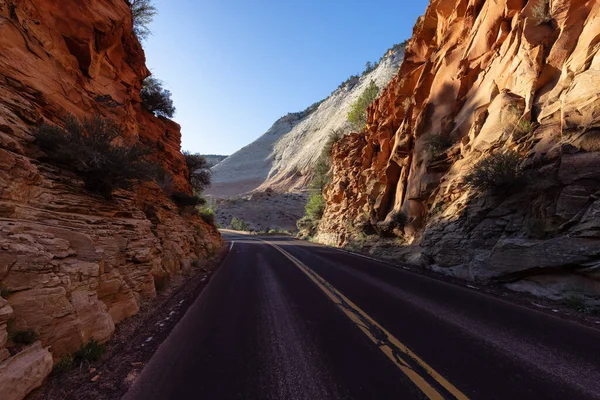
0;1;222;397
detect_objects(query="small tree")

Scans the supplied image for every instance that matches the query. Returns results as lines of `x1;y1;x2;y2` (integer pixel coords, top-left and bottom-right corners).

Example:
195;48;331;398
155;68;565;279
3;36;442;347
130;0;157;40
310;158;330;193
363;61;375;75
322;129;344;160
183;151;212;192
310;130;343;192
297;130;343;233
141;77;176;118
229;217;249;231
348;80;379;131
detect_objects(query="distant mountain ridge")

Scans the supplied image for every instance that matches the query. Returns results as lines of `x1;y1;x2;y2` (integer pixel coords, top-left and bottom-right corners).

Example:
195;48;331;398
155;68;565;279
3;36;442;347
206;43;406;198
201;154;228;168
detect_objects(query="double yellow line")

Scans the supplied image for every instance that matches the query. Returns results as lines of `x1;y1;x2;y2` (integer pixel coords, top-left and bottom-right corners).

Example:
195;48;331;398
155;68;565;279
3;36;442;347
266;241;468;400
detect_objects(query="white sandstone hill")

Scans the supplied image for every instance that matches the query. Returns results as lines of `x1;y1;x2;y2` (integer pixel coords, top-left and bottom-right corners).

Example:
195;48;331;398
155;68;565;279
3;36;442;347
206;44;406;198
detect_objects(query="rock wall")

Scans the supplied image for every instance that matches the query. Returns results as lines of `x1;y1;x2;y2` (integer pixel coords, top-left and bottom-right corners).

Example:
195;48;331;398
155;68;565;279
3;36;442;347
0;1;222;397
319;0;600;302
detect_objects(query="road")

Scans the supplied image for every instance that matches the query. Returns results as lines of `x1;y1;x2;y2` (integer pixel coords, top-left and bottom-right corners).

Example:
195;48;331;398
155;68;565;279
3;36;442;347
124;232;600;400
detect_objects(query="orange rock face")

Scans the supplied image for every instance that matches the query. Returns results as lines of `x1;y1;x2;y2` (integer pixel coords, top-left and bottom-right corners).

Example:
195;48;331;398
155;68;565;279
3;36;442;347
0;0;222;394
319;0;600;297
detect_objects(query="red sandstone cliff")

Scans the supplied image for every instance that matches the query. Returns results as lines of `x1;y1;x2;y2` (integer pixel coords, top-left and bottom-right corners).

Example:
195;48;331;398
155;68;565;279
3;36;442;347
0;1;222;398
319;0;600;301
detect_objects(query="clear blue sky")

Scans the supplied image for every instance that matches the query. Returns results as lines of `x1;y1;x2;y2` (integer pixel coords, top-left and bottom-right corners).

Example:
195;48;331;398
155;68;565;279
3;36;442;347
143;0;429;155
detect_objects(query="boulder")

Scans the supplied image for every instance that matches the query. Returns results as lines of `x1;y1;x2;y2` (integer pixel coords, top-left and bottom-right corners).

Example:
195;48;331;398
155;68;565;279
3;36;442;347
0;342;53;400
474;237;600;281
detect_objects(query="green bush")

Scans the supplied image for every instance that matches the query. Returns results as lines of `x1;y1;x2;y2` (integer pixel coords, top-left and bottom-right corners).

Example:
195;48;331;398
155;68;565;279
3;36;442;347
513;119;535;141
347;80;379;131
73;338;106;365
229;217;250;231
305;192;326;221
34;117;160;199
464;151;524;193
130;0;157;40
310;130;343;193
322;129;344;159
141;77;176;118
11;329;39;345
310;158;331;193
199;207;215;226
51;338;106;374
182;151;211;192
297;131;342;235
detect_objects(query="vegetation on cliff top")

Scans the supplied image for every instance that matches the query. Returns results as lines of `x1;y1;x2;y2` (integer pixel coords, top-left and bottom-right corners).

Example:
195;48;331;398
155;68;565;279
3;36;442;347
141;77;176;118
130;0;157;40
347;80;379;131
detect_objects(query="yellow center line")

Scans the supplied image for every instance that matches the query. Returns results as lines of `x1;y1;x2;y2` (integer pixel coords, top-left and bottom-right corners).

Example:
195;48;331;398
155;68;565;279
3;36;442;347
266;241;469;400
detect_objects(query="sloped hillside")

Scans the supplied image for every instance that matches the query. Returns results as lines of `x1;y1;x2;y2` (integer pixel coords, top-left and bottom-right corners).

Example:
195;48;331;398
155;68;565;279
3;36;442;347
206;45;405;198
319;0;600;303
0;1;222;398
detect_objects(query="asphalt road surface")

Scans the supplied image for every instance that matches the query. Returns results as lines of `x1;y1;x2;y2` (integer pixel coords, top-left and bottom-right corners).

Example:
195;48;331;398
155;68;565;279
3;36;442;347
124;232;600;400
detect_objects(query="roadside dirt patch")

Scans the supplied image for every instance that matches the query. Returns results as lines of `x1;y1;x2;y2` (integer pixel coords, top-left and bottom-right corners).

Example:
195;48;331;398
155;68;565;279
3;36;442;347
29;247;229;400
213;190;307;232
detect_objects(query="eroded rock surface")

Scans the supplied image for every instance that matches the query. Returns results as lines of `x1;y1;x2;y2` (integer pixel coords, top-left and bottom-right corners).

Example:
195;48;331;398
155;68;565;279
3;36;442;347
0;1;222;397
319;0;600;302
0;342;53;400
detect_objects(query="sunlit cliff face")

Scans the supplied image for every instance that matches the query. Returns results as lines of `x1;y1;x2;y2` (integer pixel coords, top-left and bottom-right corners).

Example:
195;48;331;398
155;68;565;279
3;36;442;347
0;2;221;396
318;0;600;299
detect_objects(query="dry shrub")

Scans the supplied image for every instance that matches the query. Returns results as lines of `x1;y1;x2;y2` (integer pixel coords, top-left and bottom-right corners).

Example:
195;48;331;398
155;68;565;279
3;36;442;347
34;116;160;199
464;151;525;194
